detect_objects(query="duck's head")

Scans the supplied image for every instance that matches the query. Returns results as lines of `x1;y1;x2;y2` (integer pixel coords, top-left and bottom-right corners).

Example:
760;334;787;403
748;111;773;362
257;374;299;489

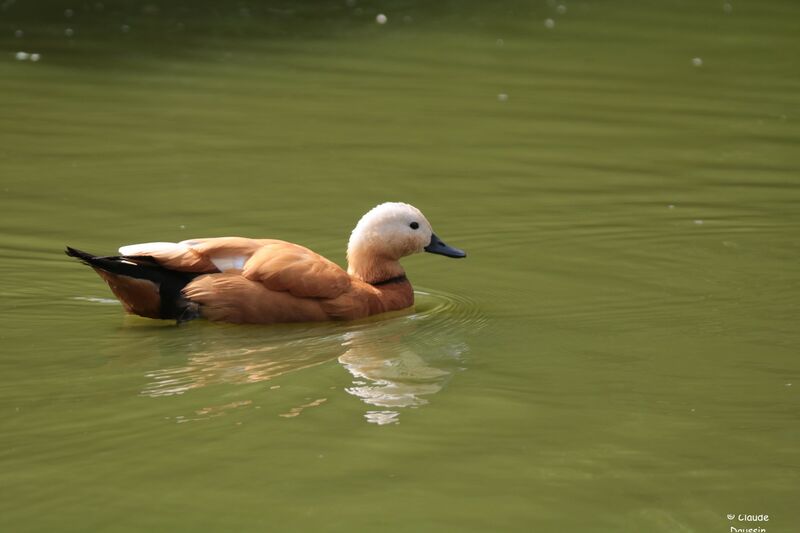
347;202;465;283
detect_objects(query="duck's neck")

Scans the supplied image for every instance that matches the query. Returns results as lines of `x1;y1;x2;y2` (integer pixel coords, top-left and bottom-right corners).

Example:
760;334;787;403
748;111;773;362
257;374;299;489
347;246;405;285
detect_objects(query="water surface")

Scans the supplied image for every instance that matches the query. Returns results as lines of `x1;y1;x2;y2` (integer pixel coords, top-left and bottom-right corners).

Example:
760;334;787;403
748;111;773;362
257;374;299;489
1;1;799;531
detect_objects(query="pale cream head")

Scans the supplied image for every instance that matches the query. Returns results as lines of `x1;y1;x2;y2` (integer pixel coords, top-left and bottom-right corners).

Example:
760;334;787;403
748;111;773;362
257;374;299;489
346;202;433;282
348;202;433;260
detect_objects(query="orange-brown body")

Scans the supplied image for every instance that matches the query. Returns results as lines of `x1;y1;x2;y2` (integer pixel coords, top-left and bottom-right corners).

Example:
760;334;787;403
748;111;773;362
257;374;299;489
184;270;413;323
95;268;162;318
82;237;415;324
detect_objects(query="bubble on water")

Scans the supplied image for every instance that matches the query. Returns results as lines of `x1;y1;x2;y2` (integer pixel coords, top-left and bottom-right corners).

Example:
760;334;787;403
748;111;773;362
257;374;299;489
376;13;387;24
121;24;130;33
65;28;75;37
544;18;555;29
692;57;703;67
556;4;567;15
496;38;504;47
786;383;793;387
65;8;74;18
723;2;733;13
668;204;675;209
14;29;23;38
15;51;30;61
179;224;186;230
693;219;704;225
497;93;509;102
30;53;40;62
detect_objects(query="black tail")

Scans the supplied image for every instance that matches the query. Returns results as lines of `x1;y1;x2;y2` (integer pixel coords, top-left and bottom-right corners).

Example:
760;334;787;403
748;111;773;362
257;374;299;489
66;246;203;322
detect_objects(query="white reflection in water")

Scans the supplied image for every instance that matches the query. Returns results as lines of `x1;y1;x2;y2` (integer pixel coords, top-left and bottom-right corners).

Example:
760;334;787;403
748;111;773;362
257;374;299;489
339;329;468;424
342;347;449;408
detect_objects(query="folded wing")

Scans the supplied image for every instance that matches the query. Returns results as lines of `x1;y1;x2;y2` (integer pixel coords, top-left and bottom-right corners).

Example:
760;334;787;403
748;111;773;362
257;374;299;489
119;237;351;299
242;242;351;299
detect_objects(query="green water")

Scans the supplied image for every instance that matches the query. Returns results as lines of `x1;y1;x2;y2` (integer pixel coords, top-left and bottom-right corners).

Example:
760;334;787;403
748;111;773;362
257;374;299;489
2;1;799;531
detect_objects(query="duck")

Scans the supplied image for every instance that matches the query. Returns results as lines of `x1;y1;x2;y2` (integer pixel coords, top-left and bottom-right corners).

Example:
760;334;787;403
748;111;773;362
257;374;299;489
66;202;466;324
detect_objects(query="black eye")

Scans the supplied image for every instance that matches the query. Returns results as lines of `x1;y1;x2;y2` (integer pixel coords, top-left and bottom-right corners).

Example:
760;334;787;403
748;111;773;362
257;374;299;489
410;222;419;230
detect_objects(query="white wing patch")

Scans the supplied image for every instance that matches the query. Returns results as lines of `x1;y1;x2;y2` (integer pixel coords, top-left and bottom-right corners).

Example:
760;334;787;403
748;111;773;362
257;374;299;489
209;256;248;272
118;241;247;272
119;242;189;256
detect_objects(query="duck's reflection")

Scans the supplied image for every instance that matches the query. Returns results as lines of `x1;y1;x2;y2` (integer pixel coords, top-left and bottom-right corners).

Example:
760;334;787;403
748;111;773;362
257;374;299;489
136;310;470;425
141;335;341;397
339;330;464;424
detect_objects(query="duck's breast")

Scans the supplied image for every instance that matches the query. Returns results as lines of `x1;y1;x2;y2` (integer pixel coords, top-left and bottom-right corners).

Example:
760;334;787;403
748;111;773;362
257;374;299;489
319;278;413;321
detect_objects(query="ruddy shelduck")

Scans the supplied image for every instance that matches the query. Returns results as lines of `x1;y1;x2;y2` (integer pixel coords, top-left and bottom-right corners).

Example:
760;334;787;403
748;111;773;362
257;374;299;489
66;202;466;324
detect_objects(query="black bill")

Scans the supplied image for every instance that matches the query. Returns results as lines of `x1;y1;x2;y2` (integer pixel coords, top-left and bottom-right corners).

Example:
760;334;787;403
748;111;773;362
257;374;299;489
424;233;466;258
